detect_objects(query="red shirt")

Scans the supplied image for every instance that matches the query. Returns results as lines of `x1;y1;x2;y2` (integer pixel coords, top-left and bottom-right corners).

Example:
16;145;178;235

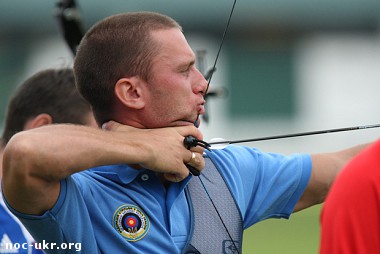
320;140;380;254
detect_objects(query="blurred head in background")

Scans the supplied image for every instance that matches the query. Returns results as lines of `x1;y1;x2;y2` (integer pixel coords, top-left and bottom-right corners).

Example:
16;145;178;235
1;67;97;148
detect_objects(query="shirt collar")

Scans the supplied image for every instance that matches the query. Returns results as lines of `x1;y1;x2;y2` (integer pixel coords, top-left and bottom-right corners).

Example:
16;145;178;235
88;164;194;187
89;164;142;185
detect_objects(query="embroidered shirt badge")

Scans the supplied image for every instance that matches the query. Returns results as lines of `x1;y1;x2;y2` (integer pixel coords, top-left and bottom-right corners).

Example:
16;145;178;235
113;204;150;242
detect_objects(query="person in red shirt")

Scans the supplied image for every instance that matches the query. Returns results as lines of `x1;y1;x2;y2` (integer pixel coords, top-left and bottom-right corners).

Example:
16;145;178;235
320;139;380;254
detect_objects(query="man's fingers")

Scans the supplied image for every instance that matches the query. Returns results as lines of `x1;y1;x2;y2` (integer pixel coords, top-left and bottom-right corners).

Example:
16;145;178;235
164;151;205;182
177;125;203;141
187;165;200;176
185;151;205;176
163;164;190;182
187;152;197;164
163;173;183;182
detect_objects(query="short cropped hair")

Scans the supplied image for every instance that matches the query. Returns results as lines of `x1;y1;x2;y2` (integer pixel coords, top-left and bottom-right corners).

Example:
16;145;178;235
74;11;181;124
1;68;93;145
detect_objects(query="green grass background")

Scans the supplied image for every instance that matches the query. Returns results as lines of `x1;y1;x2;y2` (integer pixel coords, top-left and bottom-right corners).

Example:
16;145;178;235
242;204;322;254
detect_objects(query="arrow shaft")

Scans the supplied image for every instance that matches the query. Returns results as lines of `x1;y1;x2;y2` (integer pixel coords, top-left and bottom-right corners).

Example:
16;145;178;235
209;124;380;145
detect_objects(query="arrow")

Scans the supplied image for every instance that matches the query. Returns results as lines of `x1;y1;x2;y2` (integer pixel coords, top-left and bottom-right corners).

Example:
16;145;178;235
207;124;380;147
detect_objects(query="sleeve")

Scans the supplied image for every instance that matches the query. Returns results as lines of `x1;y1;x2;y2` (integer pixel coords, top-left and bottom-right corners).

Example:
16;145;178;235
3;176;97;254
206;145;312;228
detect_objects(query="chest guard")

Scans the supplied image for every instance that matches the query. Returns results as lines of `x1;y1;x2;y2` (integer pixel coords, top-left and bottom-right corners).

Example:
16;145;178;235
183;157;243;254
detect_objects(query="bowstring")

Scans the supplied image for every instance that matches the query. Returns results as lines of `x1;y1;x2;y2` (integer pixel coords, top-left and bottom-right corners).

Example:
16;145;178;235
197;1;240;253
205;0;237;95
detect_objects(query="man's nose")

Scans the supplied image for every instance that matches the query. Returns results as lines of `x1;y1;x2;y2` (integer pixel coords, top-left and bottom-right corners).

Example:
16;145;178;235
194;68;208;95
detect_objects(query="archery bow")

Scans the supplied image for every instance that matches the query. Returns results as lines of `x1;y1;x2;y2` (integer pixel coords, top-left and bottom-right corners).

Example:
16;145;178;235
186;1;240;253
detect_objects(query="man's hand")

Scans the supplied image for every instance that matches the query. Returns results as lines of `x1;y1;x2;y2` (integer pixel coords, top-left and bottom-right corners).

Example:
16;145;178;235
103;121;205;181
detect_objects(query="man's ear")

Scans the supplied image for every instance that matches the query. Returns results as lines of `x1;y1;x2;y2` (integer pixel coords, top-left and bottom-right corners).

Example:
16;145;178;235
23;113;53;130
114;77;145;109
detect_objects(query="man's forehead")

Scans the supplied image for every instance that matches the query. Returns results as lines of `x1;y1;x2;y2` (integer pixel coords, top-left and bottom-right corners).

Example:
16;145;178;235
151;28;195;61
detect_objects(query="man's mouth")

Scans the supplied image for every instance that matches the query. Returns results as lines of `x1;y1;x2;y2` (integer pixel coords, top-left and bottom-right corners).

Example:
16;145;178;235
197;101;206;115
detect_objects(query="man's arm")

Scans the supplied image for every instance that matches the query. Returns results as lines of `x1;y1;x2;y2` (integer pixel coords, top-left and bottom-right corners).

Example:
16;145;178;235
2;122;204;215
294;143;370;212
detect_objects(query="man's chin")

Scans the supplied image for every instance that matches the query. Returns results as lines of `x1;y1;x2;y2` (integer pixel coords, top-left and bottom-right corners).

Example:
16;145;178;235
170;120;196;127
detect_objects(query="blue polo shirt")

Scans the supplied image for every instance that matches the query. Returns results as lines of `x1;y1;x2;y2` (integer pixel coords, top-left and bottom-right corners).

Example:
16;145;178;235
4;145;311;254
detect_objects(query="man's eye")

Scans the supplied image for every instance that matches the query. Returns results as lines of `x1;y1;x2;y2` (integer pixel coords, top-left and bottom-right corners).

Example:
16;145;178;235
181;69;190;76
180;65;193;76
